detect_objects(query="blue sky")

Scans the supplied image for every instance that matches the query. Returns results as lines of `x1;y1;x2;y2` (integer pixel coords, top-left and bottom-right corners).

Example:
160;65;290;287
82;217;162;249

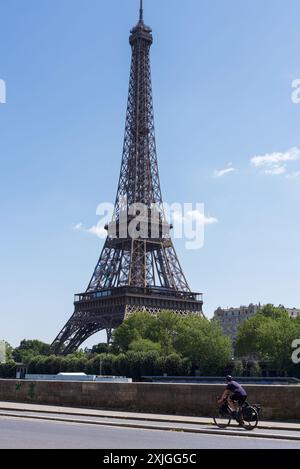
0;0;300;347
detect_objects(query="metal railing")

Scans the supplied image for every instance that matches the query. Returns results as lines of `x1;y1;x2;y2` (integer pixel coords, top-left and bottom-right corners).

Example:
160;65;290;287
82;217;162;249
75;287;203;303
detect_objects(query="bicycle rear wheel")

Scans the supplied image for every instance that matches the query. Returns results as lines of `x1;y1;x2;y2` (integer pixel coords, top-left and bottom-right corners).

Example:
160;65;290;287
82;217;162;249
242;406;259;431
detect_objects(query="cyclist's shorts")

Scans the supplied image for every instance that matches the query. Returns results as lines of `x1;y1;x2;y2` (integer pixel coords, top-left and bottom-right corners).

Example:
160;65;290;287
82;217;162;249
231;394;247;405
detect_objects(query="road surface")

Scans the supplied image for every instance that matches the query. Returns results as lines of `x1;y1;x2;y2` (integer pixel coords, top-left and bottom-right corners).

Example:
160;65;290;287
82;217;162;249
0;414;299;449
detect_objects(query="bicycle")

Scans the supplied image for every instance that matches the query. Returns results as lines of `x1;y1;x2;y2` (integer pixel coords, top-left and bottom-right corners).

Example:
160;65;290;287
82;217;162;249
213;396;261;431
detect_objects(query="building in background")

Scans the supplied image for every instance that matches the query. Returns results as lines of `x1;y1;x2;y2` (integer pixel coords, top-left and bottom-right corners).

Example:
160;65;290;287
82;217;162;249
214;304;300;341
214;304;260;341
287;308;300;318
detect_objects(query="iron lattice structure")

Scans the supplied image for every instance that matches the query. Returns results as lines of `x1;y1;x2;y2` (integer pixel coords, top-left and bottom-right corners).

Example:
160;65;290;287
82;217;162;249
50;2;204;355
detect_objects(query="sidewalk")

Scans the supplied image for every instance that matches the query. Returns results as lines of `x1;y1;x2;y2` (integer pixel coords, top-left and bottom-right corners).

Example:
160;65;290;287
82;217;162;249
0;401;299;432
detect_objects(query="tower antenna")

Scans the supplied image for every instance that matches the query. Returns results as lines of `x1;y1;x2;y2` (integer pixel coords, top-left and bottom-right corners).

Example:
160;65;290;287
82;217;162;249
139;0;143;21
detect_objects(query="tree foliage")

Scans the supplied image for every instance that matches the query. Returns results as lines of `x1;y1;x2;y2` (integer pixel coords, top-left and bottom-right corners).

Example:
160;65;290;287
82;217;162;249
235;304;300;376
90;343;110;355
112;311;232;375
13;340;50;363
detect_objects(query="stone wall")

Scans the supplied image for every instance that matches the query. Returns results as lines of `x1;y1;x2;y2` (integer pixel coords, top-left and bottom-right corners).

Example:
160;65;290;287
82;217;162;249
0;379;299;421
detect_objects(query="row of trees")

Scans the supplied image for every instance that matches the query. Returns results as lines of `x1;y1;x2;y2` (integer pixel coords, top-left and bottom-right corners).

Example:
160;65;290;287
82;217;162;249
1;305;300;378
26;352;191;379
1;313;233;378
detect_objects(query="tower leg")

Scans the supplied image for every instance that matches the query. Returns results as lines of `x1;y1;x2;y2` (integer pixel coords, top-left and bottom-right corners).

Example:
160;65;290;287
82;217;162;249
106;328;113;345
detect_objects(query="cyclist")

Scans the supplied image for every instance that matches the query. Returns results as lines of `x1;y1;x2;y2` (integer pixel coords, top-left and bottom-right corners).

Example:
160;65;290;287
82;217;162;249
218;375;247;422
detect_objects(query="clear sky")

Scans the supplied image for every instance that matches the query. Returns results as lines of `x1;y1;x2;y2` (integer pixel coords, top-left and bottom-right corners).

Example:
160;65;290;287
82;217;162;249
0;0;300;347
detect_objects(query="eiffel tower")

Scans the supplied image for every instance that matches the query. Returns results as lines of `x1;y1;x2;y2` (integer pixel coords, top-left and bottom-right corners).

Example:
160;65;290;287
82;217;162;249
50;1;204;355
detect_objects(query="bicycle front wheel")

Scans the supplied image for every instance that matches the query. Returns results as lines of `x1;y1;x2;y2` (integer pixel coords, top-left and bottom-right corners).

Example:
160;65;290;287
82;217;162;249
213;411;231;429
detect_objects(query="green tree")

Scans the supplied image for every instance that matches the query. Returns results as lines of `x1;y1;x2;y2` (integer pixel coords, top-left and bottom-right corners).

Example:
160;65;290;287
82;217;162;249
111;312;155;353
174;316;232;375
111;311;182;355
233;360;244;377
145;311;182;355
250;361;262;377
91;343;109;355
112;311;232;376
114;353;130;377
129;339;162;354
13;340;50;363
4;342;14;362
87;354;117;375
236;305;300;376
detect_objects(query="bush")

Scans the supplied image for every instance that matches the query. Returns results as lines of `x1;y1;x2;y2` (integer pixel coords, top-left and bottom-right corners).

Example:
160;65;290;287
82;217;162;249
233;360;244;377
114;353;130;377
0;363;16;378
163;354;184;376
87;354;116;375
250;362;262;377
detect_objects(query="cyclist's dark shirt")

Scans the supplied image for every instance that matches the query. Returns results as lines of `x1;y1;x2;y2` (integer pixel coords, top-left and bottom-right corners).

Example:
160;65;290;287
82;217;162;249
226;381;247;396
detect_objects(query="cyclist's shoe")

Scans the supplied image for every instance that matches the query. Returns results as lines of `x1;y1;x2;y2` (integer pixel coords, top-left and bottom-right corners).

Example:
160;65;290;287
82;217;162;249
237;411;245;426
235;410;244;425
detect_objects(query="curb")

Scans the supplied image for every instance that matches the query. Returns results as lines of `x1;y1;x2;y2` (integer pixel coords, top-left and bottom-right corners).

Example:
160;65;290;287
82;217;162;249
1;411;300;442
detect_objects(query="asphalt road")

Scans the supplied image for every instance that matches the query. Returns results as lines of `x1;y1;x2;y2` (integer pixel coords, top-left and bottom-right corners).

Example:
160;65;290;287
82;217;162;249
0;416;300;449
